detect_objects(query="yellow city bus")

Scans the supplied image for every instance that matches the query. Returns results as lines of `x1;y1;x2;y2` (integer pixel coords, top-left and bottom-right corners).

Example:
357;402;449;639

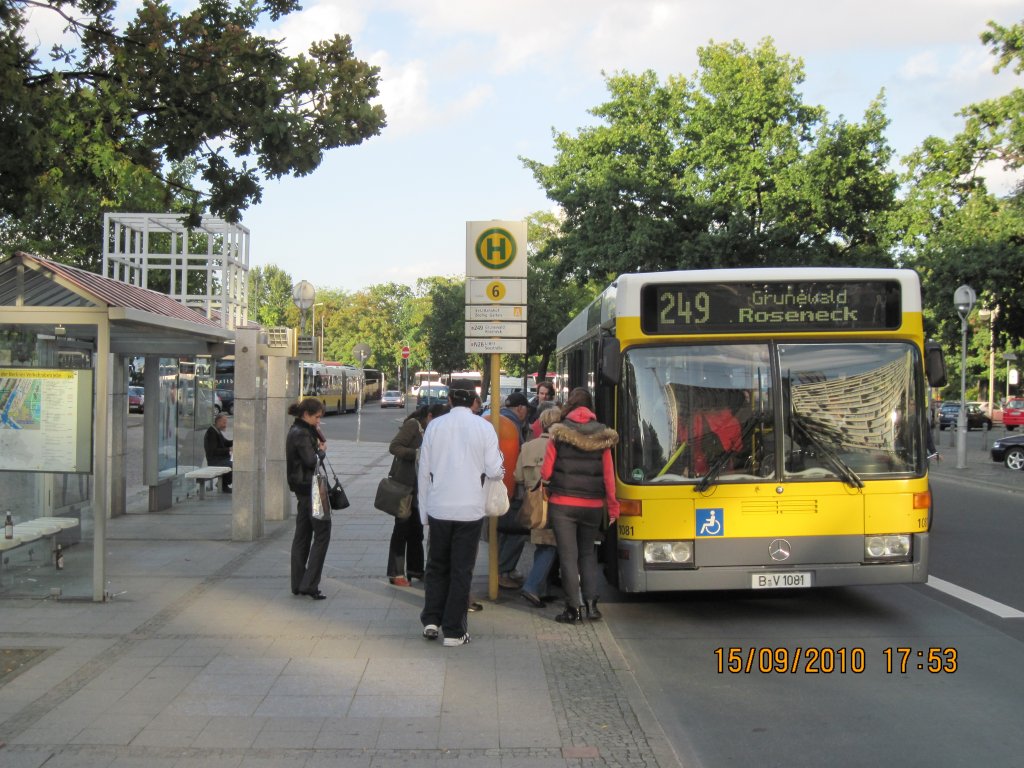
555;268;946;592
300;362;363;415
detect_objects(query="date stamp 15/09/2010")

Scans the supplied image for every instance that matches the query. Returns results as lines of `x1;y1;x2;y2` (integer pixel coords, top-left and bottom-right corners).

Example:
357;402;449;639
714;646;958;675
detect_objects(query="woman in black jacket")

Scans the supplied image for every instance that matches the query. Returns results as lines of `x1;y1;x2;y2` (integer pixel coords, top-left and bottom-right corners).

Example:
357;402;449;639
386;405;429;585
287;397;329;599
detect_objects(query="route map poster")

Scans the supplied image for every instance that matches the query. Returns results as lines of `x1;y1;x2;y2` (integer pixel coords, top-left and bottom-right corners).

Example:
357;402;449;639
0;368;94;473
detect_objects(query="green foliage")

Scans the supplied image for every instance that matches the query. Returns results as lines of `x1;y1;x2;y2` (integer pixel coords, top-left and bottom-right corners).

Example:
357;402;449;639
523;210;601;376
0;0;385;265
522;39;899;283
895;17;1024;365
248;265;297;328
420;277;468;377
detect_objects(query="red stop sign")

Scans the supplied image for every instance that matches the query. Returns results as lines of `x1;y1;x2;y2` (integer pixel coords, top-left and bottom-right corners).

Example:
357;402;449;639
401;346;410;359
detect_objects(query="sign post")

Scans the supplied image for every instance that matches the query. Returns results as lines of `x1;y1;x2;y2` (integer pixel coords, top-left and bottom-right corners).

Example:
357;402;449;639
352;343;371;444
401;345;410;408
465;220;528;601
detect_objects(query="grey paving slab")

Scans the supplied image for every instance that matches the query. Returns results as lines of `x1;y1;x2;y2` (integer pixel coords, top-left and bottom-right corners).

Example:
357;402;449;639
0;439;680;768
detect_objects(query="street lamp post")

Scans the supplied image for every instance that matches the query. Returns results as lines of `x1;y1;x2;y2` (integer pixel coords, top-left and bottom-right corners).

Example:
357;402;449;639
311;302;324;360
1005;352;1018;402
978;306;998;415
954;285;977;469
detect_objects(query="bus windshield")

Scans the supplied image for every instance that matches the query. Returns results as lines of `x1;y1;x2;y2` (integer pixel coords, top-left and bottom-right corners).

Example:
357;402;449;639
618;342;925;486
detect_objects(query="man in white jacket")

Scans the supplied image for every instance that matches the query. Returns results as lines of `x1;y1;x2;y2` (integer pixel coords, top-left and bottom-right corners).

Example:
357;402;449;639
418;388;504;646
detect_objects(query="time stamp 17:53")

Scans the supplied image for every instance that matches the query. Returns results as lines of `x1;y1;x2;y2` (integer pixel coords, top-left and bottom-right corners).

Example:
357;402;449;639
713;647;959;674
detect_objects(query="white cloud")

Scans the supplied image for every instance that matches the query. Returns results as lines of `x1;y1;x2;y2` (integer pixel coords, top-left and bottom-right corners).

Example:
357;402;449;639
977;159;1024;197
269;0;367;55
366;49;497;136
901;52;941;80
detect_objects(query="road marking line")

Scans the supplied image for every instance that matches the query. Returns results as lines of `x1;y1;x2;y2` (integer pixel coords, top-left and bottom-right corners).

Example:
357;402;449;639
927;576;1024;618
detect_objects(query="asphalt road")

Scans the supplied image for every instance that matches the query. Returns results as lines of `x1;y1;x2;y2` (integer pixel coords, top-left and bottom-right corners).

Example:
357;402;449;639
602;459;1024;768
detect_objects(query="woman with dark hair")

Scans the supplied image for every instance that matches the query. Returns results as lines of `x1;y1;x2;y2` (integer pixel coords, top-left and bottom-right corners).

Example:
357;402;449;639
286;397;330;599
386;405;432;586
541;387;619;623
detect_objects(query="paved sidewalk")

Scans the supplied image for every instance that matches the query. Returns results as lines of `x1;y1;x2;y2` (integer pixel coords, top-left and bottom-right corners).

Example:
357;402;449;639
0;441;680;768
927;426;1024;492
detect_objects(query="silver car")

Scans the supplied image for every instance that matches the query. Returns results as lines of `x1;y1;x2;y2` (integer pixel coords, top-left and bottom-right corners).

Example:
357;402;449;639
380;390;405;408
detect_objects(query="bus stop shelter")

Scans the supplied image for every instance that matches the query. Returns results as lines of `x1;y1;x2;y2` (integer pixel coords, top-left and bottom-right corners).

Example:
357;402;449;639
0;252;296;601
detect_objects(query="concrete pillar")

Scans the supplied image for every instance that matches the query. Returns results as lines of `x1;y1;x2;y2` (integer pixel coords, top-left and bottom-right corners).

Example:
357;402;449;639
266;356;299;521
93;317;110;602
232;329;265;541
143;356;168;511
109;355;129;517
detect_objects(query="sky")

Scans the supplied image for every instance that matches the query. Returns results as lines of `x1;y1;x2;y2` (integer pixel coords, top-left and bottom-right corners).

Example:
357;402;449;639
24;0;1024;293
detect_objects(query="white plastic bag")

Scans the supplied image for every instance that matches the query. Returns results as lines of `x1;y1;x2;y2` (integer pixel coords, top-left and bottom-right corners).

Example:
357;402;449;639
483;476;509;517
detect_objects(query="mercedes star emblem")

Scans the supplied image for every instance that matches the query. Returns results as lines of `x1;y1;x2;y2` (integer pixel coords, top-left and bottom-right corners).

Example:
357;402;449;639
768;539;792;562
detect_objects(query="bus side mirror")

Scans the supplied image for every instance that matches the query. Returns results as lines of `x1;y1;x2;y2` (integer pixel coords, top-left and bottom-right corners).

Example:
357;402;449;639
925;340;947;388
599;336;621;386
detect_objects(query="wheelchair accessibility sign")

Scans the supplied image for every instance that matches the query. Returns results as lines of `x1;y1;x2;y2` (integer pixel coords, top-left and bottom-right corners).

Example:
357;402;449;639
696;508;724;537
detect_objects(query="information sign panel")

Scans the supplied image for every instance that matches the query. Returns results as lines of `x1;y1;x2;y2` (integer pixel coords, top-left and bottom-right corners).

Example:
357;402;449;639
465;338;528;354
465;322;527;338
0;368;94;473
465;278;527;304
465;305;527;321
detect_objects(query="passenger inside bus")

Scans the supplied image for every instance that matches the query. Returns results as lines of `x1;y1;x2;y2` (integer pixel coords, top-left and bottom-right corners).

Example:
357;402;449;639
666;386;744;477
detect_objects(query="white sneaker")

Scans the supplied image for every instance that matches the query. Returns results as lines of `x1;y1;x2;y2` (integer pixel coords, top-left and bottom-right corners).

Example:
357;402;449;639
422;624;439;640
443;633;471;647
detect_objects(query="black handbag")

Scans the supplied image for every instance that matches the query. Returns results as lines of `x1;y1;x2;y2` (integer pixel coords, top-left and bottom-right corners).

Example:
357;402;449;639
323;457;350;510
374;476;413;519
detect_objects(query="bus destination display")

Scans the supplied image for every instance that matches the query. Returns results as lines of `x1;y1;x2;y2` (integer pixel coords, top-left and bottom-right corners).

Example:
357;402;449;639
641;281;902;334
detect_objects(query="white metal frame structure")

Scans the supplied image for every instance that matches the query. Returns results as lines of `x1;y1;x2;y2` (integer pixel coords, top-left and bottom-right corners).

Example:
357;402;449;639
102;213;250;330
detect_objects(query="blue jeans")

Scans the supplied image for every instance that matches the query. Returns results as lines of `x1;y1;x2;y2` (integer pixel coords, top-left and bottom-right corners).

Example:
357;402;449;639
521;544;556;596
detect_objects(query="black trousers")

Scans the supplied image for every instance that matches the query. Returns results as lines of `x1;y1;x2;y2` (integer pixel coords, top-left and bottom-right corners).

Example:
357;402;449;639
549;502;603;609
291;489;331;594
387;506;424;578
421;516;483;638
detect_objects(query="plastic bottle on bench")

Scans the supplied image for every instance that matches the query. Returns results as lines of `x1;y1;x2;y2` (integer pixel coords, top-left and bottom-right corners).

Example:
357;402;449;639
4;511;12;539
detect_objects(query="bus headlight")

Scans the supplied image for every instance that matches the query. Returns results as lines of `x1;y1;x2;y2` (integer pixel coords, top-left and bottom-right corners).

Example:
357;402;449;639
644;541;694;567
864;534;912;562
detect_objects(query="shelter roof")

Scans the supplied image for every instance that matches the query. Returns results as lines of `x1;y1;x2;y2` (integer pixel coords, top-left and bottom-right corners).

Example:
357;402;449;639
0;252;235;355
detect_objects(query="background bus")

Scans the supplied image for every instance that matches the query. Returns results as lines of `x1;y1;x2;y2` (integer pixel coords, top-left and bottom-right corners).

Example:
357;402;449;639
301;361;363;415
448;370;483;396
362;368;383;402
412;371;441;395
555;268;946;593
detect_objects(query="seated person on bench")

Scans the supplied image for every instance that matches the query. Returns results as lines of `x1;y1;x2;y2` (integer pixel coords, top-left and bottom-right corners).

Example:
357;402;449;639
204;413;233;492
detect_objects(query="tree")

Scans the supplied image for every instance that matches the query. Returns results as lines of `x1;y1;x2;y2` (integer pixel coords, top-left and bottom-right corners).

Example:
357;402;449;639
0;0;385;268
522;210;600;378
896;17;1024;365
522;39;898;284
247;264;298;327
420;277;467;378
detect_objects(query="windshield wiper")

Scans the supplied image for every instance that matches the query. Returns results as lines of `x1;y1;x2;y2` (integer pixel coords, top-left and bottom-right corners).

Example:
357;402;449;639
790;417;864;489
695;413;766;493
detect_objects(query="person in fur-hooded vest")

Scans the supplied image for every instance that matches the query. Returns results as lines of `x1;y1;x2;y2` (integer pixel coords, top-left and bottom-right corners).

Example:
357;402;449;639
541;387;619;624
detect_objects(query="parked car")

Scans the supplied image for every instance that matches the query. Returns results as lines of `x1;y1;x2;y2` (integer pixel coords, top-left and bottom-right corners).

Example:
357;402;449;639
1002;398;1024;431
380;390;405;408
128;386;144;413
991;433;1024;470
937;402;992;431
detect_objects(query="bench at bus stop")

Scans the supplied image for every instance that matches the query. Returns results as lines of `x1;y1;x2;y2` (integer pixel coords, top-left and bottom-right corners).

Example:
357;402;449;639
184;466;231;499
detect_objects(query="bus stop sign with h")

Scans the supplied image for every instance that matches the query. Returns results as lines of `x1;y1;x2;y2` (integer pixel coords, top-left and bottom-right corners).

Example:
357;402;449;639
465;219;528;600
